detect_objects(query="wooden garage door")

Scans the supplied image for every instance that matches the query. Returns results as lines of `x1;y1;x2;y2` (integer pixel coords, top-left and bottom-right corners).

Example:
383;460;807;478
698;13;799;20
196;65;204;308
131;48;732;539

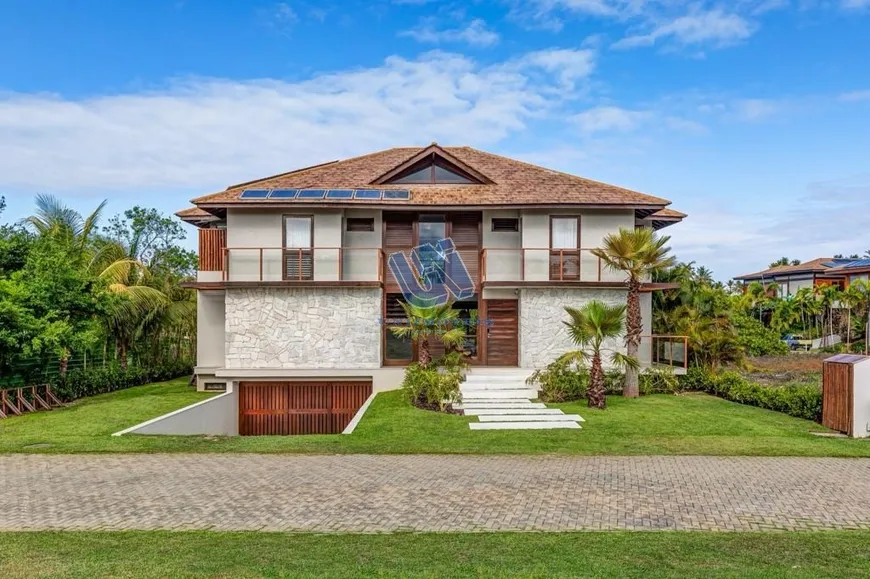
485;299;519;366
239;381;372;436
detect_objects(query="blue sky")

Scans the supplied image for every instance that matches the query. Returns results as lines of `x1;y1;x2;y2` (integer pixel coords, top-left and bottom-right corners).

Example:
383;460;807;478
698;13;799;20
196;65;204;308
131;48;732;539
1;0;869;279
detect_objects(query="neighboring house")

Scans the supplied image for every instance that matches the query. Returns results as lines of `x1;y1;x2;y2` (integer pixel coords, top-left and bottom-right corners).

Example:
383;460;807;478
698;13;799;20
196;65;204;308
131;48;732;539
172;144;686;435
734;258;852;298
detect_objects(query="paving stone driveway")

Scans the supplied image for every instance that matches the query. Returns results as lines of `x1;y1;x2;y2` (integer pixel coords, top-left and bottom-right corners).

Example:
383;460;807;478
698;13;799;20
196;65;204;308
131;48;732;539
1;455;869;532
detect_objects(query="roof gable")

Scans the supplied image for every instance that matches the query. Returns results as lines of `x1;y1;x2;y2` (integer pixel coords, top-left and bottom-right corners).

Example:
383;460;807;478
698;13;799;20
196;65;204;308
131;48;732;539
189;145;674;209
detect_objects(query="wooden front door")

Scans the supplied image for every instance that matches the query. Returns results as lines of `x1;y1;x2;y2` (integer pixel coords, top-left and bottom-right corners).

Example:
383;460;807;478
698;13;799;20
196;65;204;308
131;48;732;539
238;381;372;436
484;299;519;366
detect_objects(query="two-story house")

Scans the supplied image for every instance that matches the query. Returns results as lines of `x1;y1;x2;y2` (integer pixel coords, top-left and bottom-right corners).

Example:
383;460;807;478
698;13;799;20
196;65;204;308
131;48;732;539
174;144;686;435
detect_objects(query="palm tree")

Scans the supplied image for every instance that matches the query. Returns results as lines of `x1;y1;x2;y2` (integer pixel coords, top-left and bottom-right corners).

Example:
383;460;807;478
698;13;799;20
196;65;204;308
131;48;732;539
390;301;466;366
558;301;638;409
22;194;106;254
592;228;675;398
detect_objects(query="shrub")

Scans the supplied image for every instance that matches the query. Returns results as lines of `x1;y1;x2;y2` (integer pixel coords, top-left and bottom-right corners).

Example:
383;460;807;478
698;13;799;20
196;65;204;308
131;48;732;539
52;359;193;402
401;363;461;412
733;314;789;356
639;366;682;394
679;366;821;421
526;359;588;402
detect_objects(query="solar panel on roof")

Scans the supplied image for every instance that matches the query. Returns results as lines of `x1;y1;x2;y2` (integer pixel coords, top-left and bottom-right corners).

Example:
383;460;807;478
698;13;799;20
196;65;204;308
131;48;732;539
240;189;270;199
354;189;382;199
383;190;411;200
297;189;326;199
326;189;354;199
846;259;870;268
269;189;298;198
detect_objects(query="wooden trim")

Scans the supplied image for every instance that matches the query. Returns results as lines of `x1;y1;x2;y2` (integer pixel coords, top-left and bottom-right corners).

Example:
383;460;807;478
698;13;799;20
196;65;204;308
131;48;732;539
483;281;630;289
182;281;383;290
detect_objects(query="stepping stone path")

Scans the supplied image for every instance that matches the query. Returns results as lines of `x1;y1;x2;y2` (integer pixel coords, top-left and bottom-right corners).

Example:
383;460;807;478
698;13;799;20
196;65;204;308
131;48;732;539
456;369;584;430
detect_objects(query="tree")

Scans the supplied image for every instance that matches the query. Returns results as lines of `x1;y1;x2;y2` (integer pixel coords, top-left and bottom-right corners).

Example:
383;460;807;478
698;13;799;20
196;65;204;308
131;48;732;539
390;302;466;366
21;194;106;253
102;206;189;268
558;301;638;409
593;228;676;398
769;257;801;268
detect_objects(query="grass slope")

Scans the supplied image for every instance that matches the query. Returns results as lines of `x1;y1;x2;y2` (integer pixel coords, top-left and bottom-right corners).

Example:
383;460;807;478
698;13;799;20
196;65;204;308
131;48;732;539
1;381;869;456
0;531;868;578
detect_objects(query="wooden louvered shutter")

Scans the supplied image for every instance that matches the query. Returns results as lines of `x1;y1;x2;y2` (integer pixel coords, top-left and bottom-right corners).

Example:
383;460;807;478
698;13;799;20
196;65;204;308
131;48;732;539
384;213;414;293
449;213;481;292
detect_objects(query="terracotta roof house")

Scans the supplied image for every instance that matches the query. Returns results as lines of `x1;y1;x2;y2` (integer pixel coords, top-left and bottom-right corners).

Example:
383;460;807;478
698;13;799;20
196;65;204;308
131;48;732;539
826;259;870;287
734;258;852;297
168;144;687;436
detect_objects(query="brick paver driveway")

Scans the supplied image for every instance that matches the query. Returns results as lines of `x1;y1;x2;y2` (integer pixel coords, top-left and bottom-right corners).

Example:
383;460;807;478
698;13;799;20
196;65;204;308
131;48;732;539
1;455;869;532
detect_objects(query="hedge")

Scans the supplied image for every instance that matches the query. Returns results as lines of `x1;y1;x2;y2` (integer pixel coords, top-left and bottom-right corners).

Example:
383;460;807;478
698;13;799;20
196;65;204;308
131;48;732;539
52;359;194;402
680;366;822;422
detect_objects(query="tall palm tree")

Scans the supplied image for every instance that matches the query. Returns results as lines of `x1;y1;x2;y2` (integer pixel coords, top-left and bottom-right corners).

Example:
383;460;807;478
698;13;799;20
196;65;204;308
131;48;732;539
558;301;638;409
390;301;466;366
22;194;107;254
592;228;675;398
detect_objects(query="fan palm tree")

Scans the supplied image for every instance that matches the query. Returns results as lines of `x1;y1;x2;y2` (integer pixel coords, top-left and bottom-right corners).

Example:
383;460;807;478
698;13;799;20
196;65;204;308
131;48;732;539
390;301;466;366
592;228;675;398
558;301;639;409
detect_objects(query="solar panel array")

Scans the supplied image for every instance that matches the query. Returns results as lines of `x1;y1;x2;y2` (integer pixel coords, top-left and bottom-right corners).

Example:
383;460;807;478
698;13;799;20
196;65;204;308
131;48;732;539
239;188;411;200
844;259;870;269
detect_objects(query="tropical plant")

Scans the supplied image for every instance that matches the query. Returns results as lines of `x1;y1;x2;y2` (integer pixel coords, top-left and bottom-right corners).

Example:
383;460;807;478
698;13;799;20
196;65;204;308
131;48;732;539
592;228;675;398
558;301;639;409
390;301;466;366
21;194;106;253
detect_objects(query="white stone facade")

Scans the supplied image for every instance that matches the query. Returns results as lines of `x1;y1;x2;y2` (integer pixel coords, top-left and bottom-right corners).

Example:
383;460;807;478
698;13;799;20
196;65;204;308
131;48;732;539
519;288;628;368
225;287;382;369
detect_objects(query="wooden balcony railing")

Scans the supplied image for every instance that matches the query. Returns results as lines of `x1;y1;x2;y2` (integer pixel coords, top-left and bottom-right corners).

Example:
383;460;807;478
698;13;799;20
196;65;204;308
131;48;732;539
480;248;619;283
640;335;689;370
222;247;384;282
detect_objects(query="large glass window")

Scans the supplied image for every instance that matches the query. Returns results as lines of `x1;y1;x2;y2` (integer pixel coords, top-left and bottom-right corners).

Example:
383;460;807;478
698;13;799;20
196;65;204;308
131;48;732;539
390;157;478;184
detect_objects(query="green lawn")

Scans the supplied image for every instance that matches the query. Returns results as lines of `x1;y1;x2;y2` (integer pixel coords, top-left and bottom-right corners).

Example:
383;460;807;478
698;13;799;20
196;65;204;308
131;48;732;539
0;531;868;578
1;379;869;456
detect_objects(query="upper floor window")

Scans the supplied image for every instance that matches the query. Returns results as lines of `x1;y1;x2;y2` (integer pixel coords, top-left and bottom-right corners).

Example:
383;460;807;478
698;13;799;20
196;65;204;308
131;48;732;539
387;157;480;185
550;216;581;281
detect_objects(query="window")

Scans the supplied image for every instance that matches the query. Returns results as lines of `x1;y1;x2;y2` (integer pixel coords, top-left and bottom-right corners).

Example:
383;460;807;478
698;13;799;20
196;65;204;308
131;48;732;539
387;155;480;185
491;218;519;233
283;216;313;280
346;217;374;232
550;216;580;281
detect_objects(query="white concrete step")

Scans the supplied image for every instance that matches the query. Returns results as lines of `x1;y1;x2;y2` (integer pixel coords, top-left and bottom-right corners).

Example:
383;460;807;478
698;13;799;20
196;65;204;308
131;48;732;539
464;374;531;383
469;422;582;430
478;414;584;422
462;408;564;416
460;389;539;399
457;402;547;410
461;383;533;391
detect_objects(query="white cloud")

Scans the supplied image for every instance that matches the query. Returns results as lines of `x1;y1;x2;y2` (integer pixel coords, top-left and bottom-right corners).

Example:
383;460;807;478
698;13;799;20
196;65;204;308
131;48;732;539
613;8;755;49
574;106;649;134
842;0;870;9
0;50;597;193
839;89;870;102
399;18;500;46
732;98;781;120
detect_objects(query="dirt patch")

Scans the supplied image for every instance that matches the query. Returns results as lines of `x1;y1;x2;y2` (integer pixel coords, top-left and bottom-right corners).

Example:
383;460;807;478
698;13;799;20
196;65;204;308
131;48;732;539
746;355;827;374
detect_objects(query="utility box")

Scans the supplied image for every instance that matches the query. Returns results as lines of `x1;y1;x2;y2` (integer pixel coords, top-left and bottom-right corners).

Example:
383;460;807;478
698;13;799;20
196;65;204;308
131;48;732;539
822;354;870;438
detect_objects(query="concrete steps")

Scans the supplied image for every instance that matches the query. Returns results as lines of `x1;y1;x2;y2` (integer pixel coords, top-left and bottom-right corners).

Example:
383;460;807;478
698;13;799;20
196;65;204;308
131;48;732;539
461;370;583;431
470;422;582;430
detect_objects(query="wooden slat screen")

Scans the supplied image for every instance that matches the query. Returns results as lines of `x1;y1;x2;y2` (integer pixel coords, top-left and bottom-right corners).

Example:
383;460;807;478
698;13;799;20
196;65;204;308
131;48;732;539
283;250;314;280
822;362;853;435
198;228;226;272
449;213;481;290
239;381;372;436
384;214;415;293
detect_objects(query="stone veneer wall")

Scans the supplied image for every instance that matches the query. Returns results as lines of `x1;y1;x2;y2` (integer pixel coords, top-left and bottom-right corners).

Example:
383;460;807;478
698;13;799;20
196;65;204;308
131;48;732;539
519;288;628;368
225;287;381;369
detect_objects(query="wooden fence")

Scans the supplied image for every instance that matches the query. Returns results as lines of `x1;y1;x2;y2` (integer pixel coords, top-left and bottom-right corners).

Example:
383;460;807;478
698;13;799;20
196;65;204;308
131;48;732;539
0;385;64;420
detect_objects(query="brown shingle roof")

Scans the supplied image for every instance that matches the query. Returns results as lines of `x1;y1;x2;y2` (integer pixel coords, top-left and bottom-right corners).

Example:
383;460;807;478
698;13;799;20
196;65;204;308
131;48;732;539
734;257;838;281
189;145;672;208
650;208;687;219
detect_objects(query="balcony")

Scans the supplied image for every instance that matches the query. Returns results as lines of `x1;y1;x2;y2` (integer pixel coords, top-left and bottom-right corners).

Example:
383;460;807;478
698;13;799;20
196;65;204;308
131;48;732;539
481;248;627;284
221;247;384;283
